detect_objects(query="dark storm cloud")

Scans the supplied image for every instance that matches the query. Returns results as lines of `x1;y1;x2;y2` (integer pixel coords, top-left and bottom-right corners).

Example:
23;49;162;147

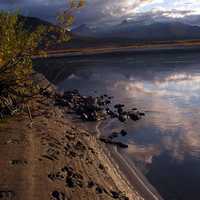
0;0;67;22
0;0;199;26
0;0;151;24
0;0;24;4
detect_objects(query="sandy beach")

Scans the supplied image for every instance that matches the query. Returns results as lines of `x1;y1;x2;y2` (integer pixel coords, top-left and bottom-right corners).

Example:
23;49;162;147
0;75;146;200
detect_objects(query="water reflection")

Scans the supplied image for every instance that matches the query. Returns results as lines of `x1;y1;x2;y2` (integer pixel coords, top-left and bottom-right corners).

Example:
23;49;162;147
57;52;200;199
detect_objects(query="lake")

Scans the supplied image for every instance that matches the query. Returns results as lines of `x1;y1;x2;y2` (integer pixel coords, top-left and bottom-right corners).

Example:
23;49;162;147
36;52;200;200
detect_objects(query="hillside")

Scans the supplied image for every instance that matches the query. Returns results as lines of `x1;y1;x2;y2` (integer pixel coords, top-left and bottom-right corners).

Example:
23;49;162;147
73;21;200;41
19;15;53;31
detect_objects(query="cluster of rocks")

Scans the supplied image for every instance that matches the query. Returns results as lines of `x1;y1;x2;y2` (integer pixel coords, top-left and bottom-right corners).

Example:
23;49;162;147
41;135;62;161
51;190;65;200
48;165;84;188
40;129;90;163
99;137;128;148
99;129;129;148
108;130;128;140
54;90;145;124
49;165;129;200
87;180;129;200
64;139;87;159
42;126;130;200
55;90;111;121
109;104;145;123
53;90;145;150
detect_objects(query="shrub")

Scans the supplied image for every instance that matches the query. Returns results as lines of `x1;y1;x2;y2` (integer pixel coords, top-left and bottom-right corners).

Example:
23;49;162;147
0;12;46;118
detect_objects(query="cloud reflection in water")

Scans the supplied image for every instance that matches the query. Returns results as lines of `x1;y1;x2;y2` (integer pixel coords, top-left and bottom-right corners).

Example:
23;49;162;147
113;72;200;163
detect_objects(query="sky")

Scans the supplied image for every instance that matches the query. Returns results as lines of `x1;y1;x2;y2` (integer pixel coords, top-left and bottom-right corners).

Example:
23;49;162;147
0;0;200;25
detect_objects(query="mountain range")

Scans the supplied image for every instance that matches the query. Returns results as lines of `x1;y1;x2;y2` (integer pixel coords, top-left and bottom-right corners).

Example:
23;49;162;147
17;15;200;50
72;20;200;41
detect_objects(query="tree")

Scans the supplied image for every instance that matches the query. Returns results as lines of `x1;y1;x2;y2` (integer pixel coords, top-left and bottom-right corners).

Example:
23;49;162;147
0;12;46;117
0;0;84;118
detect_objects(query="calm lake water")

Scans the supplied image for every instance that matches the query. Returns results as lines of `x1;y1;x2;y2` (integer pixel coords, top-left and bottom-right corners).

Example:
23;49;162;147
42;52;200;200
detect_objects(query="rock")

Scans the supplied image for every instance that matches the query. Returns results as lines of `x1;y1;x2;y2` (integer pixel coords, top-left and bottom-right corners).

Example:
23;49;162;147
109;132;119;140
139;112;145;116
81;113;89;121
100;137;128;148
128;112;140;121
66;175;83;188
110;191;120;199
118;115;126;122
120;130;127;136
66;177;77;188
87;181;95;188
96;186;103;194
110;191;129;200
117;107;123;114
116;142;128;148
99;137;112;144
61;166;83;188
54;90;144;125
132;108;137;110
75;141;86;151
51;191;60;200
105;100;111;105
99;164;105;170
121;197;129;200
114;104;125;109
107;110;118;118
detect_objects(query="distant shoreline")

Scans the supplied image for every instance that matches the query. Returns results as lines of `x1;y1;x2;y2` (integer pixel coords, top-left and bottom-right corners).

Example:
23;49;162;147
34;44;200;59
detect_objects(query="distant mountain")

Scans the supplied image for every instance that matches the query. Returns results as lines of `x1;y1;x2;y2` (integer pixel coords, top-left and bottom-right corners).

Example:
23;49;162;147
18;15;53;32
72;21;200;41
73;24;94;36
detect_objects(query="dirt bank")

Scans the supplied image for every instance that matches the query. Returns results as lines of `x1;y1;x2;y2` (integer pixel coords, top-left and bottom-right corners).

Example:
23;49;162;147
0;77;144;200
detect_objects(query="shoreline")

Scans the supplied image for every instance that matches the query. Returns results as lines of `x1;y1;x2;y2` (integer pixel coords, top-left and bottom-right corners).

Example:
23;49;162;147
50;83;164;200
33;44;200;59
0;73;145;200
36;73;163;199
0;89;143;200
95;121;163;200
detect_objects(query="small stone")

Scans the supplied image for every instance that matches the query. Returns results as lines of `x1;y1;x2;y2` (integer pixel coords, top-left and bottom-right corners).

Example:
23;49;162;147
110;191;120;199
52;191;60;199
66;177;76;188
129;113;140;121
99;164;104;170
120;130;127;136
87;181;95;188
96;186;103;194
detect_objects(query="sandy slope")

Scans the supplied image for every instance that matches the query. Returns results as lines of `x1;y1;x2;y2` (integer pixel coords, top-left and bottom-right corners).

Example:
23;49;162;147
0;91;144;200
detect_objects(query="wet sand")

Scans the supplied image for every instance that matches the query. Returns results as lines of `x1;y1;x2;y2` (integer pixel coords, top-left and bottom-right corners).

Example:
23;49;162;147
95;121;163;200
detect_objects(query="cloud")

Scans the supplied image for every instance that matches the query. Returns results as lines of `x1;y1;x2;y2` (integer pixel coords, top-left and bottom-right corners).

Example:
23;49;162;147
0;0;67;22
0;0;26;5
0;0;152;24
0;0;200;25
